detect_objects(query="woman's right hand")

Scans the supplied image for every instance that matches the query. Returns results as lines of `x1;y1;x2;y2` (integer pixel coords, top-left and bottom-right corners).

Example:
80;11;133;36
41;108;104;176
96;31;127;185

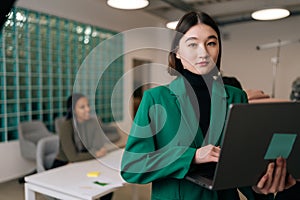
193;144;221;164
95;147;107;158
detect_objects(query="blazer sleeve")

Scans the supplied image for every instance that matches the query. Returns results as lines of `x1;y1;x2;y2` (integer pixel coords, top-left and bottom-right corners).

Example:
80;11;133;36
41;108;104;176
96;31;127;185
121;90;197;184
59;120;93;162
88;118;107;154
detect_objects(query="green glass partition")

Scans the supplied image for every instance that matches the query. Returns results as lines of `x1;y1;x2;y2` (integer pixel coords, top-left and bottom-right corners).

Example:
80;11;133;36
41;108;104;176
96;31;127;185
0;7;123;142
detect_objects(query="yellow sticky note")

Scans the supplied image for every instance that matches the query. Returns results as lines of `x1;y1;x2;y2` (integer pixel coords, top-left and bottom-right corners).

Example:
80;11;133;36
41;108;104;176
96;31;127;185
87;171;100;177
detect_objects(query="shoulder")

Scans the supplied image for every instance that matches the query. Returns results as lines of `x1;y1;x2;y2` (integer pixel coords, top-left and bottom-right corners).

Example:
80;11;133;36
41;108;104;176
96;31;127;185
135;85;174;112
58;119;74;138
60;119;73;131
225;84;244;94
62;119;72;125
144;85;171;96
224;85;248;103
142;85;174;103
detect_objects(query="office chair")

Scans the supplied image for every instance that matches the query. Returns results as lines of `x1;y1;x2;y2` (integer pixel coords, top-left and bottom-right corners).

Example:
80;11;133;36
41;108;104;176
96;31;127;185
36;135;59;173
54;116;65;134
18;120;53;183
18;120;54;160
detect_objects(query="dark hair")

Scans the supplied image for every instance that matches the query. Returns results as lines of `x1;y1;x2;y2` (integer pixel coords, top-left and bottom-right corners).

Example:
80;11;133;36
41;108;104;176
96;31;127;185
168;11;222;76
290;77;300;101
65;93;86;119
222;76;243;90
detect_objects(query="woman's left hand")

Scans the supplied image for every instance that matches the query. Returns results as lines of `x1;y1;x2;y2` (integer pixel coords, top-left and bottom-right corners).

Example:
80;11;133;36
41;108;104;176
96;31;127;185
252;157;296;195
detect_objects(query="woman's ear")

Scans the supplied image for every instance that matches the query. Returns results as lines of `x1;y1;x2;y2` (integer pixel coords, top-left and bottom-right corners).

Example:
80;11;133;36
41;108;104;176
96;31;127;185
176;49;181;59
173;45;180;59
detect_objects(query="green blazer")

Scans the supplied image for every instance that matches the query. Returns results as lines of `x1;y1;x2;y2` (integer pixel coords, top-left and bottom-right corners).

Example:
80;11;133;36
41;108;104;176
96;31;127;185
121;76;270;200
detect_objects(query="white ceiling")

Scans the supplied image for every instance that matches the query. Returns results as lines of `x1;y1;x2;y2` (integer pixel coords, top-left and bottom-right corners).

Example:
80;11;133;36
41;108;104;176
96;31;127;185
143;0;300;26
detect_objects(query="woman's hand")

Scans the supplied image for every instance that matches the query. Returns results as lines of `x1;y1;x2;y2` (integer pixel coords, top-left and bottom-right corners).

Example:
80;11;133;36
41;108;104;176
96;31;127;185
95;147;107;158
252;157;296;195
245;89;270;101
193;144;220;164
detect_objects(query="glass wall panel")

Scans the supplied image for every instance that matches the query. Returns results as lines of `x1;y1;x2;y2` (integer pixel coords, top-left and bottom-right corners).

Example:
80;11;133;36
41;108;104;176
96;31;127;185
0;7;123;142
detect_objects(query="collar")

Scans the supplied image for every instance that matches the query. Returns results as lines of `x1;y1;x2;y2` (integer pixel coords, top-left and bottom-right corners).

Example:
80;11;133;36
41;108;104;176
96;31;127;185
169;76;227;99
169;76;228;146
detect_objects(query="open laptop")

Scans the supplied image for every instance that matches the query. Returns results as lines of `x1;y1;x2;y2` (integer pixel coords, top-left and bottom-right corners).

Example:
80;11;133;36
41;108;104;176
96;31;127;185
185;102;300;190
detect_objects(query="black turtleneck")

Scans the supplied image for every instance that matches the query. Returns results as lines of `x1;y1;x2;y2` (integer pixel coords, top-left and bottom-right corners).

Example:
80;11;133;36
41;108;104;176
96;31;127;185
182;69;212;136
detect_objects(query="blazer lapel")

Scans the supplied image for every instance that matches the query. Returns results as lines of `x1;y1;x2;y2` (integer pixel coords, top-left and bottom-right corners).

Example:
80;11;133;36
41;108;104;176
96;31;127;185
169;77;228;147
169;77;202;147
202;80;227;146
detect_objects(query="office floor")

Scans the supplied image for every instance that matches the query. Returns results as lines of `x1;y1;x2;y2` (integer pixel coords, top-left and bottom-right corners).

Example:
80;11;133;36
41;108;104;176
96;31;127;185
0;178;151;200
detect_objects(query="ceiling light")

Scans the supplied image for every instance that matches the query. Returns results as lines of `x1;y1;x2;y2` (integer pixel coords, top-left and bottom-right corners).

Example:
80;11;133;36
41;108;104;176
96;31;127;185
166;20;178;29
251;8;290;21
107;0;149;10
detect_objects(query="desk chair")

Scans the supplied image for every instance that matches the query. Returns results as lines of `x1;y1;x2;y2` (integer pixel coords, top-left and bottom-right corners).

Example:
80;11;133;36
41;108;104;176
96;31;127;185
18;120;54;160
36;135;59;173
36;134;59;200
18;120;53;183
54;116;65;134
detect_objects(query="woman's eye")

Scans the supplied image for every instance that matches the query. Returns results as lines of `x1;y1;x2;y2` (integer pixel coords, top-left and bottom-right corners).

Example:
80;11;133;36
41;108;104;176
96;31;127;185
188;43;197;47
207;41;217;46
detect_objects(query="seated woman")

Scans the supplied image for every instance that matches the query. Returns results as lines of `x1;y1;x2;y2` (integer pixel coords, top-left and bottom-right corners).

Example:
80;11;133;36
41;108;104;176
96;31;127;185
52;93;113;200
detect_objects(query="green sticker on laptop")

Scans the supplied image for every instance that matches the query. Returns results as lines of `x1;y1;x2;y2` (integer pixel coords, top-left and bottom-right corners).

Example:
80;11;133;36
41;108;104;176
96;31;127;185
264;133;297;160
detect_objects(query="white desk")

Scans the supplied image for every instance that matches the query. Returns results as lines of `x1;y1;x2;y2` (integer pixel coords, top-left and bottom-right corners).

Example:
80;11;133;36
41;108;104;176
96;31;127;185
24;149;126;200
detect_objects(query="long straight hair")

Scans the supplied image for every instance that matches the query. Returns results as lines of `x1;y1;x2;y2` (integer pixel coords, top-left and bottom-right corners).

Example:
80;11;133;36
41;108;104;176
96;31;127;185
168;11;222;76
65;93;86;120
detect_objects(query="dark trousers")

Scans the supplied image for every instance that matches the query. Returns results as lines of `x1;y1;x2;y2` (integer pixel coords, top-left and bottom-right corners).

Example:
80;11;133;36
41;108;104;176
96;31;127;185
275;181;300;200
100;192;113;200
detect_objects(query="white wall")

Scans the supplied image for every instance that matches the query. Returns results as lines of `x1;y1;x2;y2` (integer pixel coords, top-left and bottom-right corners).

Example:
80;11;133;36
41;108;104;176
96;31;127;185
221;15;300;99
2;0;300;183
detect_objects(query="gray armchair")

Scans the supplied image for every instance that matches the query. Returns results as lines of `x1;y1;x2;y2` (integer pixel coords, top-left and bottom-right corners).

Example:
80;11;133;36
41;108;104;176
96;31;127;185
36;135;59;200
18;120;54;161
18;120;54;183
54;116;65;134
36;135;59;173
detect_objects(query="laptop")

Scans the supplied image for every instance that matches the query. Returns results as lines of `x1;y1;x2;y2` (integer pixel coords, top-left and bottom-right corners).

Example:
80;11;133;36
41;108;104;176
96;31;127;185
185;102;300;190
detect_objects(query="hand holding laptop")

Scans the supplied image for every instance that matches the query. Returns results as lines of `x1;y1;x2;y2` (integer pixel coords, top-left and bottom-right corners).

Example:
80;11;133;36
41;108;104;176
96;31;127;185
252;157;296;195
192;146;297;195
186;102;300;193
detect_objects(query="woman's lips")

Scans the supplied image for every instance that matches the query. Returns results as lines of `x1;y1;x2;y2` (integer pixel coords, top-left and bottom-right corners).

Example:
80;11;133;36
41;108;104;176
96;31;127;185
196;61;209;67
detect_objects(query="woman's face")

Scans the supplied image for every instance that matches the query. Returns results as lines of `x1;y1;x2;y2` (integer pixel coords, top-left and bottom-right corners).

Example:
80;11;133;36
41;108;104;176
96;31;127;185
176;23;219;75
74;97;91;122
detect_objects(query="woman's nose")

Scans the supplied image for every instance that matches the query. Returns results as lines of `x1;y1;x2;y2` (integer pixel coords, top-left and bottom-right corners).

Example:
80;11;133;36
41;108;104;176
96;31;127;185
197;46;209;58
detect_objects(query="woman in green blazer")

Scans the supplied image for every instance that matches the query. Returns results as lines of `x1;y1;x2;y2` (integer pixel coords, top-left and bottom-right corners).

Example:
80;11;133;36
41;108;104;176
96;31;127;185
121;11;295;200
